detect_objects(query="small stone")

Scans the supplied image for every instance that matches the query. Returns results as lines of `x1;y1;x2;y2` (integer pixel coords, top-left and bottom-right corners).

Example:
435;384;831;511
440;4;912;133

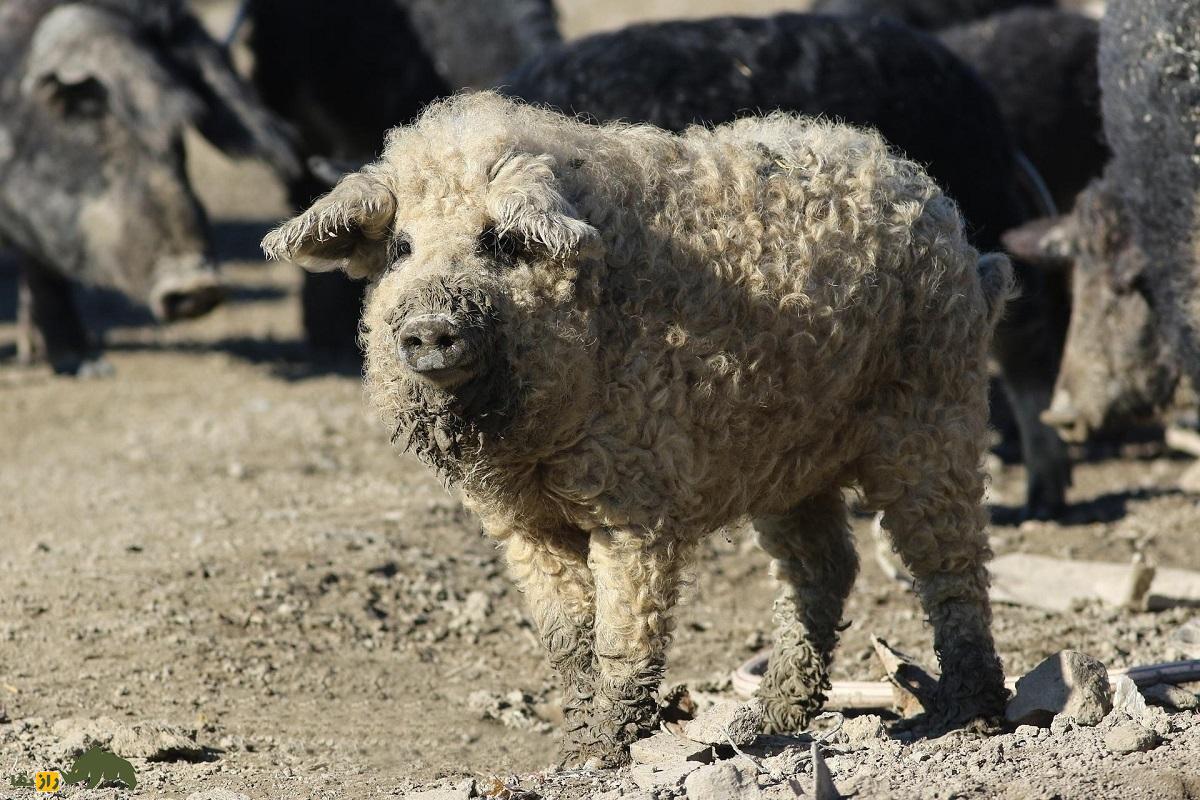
841;714;886;745
630;761;701;790
1050;715;1074;735
682;699;763;747
1111;676;1150;722
404;788;472;800
1014;725;1040;740
186;792;250;800
1005;650;1111;727
1142;683;1200;711
683;761;760;800
629;732;713;765
1104;722;1161;755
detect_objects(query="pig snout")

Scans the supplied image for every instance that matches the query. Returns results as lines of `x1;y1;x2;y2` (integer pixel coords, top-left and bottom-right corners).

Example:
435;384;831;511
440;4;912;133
396;313;478;387
149;264;226;322
1041;389;1090;443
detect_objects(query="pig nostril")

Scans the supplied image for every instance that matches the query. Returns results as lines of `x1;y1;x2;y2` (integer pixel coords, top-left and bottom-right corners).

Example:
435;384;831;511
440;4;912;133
402;335;423;349
436;335;455;349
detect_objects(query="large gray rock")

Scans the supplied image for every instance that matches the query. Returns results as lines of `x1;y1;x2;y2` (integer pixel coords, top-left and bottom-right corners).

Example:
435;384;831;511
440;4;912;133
682;699;763;747
1005;650;1111;727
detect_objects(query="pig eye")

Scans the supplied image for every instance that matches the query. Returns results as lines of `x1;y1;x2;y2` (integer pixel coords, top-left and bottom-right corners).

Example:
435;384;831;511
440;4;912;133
388;235;413;266
479;224;525;267
46;77;109;120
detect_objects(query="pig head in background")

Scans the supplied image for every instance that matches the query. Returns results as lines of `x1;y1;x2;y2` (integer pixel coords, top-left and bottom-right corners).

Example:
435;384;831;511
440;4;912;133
0;0;297;375
245;0;560;356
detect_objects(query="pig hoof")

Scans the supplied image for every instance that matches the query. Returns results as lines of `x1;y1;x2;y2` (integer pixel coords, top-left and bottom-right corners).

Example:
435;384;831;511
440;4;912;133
76;358;116;379
50;355;114;378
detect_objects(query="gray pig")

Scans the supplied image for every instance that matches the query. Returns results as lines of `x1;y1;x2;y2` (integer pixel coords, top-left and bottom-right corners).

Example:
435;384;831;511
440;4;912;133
0;0;296;374
1011;0;1198;441
1006;182;1180;441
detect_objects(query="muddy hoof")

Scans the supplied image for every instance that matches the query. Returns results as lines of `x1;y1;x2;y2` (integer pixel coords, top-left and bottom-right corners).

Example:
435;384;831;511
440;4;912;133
893;707;1003;740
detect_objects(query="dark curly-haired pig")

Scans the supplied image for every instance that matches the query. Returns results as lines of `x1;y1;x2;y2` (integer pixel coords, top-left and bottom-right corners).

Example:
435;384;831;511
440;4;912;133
1024;0;1200;442
245;0;559;354
263;93;1012;765
502;13;1069;517
809;0;1052;30
939;7;1105;213
0;0;296;375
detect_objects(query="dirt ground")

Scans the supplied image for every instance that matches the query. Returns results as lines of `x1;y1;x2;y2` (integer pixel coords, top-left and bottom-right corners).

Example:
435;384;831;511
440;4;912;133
3;1;1197;798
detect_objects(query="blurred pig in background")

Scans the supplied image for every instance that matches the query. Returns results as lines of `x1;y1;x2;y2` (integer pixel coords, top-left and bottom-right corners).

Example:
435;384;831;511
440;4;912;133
0;0;296;375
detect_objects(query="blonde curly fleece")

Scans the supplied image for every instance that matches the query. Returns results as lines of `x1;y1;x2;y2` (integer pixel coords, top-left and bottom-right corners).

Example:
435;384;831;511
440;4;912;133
264;92;1012;765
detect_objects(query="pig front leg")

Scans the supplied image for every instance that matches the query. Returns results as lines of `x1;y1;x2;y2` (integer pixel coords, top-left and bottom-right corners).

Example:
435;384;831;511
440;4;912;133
19;261;108;376
500;528;598;764
581;528;691;767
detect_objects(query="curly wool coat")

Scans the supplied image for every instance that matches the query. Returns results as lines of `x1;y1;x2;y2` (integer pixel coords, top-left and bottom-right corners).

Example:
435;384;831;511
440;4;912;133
264;92;1011;764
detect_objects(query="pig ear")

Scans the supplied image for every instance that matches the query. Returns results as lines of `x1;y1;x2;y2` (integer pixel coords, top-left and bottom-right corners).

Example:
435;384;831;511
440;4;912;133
23;5;201;147
486;153;600;260
261;172;396;279
162;13;301;179
1001;215;1076;271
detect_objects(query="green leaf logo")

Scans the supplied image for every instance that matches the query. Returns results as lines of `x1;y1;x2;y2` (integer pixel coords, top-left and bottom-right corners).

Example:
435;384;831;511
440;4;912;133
62;747;138;790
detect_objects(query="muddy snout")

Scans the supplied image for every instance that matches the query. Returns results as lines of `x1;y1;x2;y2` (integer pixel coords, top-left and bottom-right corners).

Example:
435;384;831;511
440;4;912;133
149;262;226;322
396;313;484;388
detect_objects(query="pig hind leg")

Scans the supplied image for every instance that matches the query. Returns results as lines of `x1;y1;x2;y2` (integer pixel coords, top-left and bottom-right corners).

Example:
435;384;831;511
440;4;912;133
862;403;1008;733
753;490;858;733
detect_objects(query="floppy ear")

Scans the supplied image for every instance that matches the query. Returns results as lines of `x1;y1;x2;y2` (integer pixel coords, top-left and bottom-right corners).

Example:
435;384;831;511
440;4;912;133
261;172;396;279
486;152;600;260
22;5;201;150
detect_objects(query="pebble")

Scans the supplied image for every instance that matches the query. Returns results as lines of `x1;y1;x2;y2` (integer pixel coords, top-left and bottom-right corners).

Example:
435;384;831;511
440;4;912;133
630;761;702;790
841;714;887;745
683;761;760;800
1104;722;1162;755
682;699;763;747
630;732;713;765
1142;683;1200;711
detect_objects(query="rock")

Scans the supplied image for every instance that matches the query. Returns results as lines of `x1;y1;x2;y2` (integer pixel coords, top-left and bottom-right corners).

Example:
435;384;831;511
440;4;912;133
1143;682;1200;711
1049;715;1075;735
1111;676;1150;721
841;714;887;745
629;731;713;765
682;699;763;747
404;786;472;800
465;690;551;733
1176;617;1200;657
630;761;701;790
1013;725;1041;740
813;743;845;800
1104;722;1161;755
186;792;250;800
52;717;206;761
683;761;761;800
1005;651;1111;727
